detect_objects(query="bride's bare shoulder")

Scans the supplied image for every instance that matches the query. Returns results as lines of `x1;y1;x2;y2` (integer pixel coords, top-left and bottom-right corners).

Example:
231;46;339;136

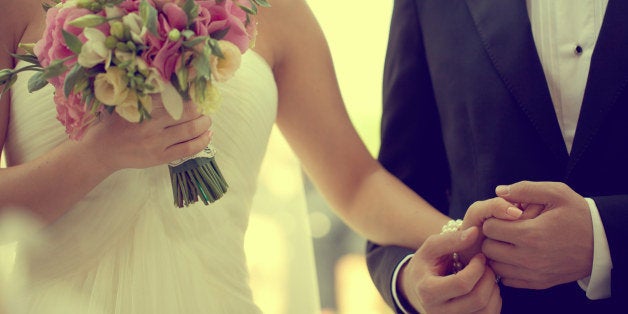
0;0;46;53
254;0;323;68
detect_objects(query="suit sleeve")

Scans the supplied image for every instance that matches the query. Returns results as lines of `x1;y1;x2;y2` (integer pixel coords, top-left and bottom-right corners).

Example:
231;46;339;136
592;195;628;301
366;0;451;310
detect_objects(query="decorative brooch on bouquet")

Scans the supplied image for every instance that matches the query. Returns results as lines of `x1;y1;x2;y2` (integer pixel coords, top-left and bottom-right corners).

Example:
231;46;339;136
0;0;269;207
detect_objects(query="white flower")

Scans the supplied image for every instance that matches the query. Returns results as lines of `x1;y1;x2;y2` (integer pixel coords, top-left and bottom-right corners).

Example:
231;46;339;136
94;67;129;105
122;13;147;45
210;40;242;82
78;28;110;68
144;68;166;94
115;90;142;123
190;80;221;115
160;83;184;120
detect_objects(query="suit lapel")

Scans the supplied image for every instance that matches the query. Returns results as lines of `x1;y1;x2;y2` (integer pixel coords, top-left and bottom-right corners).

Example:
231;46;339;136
464;0;569;164
568;0;628;176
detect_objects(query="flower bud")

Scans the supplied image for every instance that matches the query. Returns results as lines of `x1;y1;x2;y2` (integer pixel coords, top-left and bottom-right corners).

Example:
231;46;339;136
116;42;130;52
105;36;118;49
69;14;107;28
110;21;125;40
168;29;181;42
18;43;36;55
126;41;137;52
76;0;94;8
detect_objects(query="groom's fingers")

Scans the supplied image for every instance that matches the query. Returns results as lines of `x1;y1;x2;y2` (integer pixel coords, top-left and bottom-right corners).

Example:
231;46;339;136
520;203;545;219
495;181;566;206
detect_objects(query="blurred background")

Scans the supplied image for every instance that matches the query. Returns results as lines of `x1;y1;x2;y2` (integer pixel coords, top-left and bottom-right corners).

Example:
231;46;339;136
245;1;395;314
0;1;395;314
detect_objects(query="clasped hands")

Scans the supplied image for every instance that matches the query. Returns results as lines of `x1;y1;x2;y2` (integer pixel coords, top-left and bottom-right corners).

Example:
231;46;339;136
398;181;594;313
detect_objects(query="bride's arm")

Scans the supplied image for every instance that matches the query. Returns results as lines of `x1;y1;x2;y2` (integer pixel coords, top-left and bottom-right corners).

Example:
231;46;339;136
258;0;449;248
0;0;212;224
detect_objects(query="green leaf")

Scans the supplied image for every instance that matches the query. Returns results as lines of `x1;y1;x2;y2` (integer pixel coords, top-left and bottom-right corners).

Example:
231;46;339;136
140;0;158;36
207;39;224;58
252;0;271;7
0;75;17;98
10;53;40;65
181;30;195;40
238;3;256;15
68;14;107;28
0;69;13;85
210;27;230;41
62;30;83;55
27;71;49;93
63;63;86;97
182;0;199;27
175;56;189;92
42;59;68;79
192;47;212;80
182;36;208;48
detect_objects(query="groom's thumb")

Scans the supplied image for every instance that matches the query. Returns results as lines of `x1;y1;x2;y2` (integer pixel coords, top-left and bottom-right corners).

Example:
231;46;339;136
496;181;558;205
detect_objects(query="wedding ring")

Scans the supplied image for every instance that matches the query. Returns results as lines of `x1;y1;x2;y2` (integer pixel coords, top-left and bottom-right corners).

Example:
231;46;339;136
495;275;502;284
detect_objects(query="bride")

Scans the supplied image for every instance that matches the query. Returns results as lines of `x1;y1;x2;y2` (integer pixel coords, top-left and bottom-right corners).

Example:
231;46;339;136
0;0;459;313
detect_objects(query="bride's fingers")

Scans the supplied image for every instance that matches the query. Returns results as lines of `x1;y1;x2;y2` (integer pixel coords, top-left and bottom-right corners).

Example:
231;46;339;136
163;115;212;147
465;198;522;229
143;95;201;126
432;253;487;301
445;263;499;313
163;130;212;162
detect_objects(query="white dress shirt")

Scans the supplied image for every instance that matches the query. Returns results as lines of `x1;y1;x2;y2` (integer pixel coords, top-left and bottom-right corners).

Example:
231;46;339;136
527;0;612;300
393;1;613;312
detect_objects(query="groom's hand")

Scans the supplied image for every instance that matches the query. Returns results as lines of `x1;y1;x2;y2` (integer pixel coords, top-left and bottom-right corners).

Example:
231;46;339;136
483;181;594;289
398;227;502;313
458;198;523;264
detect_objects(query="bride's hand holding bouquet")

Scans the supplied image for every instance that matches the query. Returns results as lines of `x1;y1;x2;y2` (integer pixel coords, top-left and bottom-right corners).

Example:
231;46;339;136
83;96;212;172
1;0;269;207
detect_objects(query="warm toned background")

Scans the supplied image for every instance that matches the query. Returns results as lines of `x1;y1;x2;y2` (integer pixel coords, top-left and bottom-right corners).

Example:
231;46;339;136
245;2;395;313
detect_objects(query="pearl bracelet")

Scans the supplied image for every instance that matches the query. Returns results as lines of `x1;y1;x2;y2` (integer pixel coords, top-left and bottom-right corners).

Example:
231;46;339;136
440;219;463;273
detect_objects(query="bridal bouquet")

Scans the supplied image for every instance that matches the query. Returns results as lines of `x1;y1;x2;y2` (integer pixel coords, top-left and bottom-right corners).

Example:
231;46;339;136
0;0;268;207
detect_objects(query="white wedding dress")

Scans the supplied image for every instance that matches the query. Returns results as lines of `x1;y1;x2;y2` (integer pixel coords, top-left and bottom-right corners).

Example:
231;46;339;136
2;51;320;313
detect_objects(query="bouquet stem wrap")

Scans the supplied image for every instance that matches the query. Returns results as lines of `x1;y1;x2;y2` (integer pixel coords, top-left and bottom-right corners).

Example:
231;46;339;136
169;145;228;207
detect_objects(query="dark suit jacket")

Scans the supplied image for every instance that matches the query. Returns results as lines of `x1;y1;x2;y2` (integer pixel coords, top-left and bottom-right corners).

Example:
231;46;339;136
367;0;628;313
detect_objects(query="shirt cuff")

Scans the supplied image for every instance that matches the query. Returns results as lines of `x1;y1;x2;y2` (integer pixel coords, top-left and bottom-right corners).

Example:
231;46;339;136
392;254;415;314
577;198;612;299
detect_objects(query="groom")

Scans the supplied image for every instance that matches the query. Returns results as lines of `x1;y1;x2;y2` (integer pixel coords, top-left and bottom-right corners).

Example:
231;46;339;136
367;0;628;313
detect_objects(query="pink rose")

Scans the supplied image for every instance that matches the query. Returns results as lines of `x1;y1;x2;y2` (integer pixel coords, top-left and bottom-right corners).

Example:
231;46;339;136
54;90;98;140
162;2;188;30
141;10;184;81
34;5;90;67
118;0;145;12
34;4;109;87
196;0;254;53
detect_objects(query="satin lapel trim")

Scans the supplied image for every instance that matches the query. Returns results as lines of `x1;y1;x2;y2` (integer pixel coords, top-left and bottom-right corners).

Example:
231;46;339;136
568;0;628;176
464;0;569;164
